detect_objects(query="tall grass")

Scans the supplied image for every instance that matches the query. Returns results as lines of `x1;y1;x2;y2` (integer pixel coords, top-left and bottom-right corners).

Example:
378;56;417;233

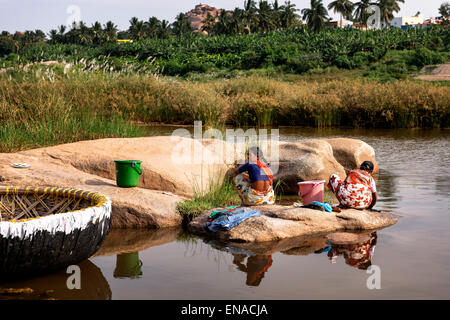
176;174;241;217
0;67;448;152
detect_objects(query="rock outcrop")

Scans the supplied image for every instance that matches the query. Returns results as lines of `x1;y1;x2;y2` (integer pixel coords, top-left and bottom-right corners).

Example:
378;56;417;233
185;4;229;33
188;205;398;243
326;138;379;174
0;136;384;231
273;140;346;194
21;136;230;198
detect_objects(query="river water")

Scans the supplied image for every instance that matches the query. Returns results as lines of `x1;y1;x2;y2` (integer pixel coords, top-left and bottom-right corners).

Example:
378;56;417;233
1;128;449;300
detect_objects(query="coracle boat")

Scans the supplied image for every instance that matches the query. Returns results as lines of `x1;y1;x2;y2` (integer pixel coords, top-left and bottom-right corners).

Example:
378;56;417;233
0;186;112;278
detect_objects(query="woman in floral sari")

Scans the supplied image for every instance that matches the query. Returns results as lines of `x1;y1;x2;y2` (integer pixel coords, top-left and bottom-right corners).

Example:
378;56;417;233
231;147;275;206
328;161;378;210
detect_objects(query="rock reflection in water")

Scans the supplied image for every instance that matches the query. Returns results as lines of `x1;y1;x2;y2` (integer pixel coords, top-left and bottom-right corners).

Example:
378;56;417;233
0;260;111;300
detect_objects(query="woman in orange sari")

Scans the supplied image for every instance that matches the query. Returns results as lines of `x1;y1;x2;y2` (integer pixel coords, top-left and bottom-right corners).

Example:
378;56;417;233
231;147;275;206
328;161;378;210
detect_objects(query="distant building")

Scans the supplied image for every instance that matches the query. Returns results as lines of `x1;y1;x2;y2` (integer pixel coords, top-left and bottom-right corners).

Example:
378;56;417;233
325;18;354;28
422;17;443;27
390;12;424;28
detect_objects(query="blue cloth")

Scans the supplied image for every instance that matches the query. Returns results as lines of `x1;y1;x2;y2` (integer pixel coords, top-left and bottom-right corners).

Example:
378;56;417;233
204;208;261;233
311;201;333;212
238;163;269;183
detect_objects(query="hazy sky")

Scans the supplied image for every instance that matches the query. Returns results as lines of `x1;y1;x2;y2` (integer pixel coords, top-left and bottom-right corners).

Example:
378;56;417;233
0;0;444;33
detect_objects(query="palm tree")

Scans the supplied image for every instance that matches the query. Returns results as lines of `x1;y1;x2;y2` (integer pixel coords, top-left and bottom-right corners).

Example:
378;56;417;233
272;0;282;29
280;1;300;29
128;17;146;40
48;29;58;44
229;8;246;34
104;21;118;43
91;21;103;45
202;12;217;35
354;0;371;26
378;0;404;27
172;13;192;36
328;0;354;27
257;0;275;32
215;10;232;35
145;17;161;38
158;20;171;39
242;0;259;34
302;0;329;32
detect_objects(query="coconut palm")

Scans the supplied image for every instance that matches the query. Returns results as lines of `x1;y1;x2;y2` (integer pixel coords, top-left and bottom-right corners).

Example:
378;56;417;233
158;20;171;39
145;17;161;38
257;0;275;32
302;0;329;32
128;17;146;40
378;0;404;26
328;0;354;27
202;12;217;35
229;8;246;34
91;21;104;45
104;21;118;43
242;0;259;34
215;10;233;35
172;13;192;36
48;29;58;44
280;1;300;29
354;0;372;26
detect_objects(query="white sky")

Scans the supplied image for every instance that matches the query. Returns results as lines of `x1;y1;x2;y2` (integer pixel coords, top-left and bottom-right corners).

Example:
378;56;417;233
0;0;444;33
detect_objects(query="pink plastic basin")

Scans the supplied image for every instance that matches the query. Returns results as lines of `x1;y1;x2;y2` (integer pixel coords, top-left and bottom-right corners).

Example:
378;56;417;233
298;180;325;205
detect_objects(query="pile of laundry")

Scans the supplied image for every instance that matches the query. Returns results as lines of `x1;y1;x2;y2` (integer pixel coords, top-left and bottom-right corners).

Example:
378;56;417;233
204;206;261;233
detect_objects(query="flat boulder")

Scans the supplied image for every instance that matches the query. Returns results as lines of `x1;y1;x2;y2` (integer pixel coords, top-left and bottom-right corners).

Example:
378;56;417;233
272;140;346;194
325;138;379;174
188;205;398;243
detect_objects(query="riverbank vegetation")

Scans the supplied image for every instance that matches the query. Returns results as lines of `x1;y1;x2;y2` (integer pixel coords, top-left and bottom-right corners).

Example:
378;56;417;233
0;65;448;152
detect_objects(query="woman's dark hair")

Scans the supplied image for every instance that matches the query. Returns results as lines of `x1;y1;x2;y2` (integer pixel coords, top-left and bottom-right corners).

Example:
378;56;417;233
360;161;374;173
248;146;269;165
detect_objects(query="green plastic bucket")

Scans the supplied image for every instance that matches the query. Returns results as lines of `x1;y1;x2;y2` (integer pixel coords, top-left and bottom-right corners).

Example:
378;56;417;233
114;160;143;188
113;252;143;279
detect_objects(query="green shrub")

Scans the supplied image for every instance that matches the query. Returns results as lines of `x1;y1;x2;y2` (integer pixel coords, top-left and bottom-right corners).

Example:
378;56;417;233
412;47;446;67
0;36;16;56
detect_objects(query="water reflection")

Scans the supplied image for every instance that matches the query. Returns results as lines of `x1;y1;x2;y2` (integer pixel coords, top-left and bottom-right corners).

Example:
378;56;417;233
0;260;111;300
199;231;381;286
114;252;143;279
94;226;181;257
232;254;273;287
321;232;378;270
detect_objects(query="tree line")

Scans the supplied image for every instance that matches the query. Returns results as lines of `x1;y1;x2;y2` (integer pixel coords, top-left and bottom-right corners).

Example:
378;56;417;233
0;0;448;53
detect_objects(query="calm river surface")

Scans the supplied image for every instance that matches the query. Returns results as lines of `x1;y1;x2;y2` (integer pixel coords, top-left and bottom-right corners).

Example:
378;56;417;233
1;128;449;300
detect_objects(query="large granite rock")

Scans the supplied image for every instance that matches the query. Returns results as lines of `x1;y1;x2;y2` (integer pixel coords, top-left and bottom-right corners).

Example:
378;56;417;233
21;136;230;197
326;138;379;174
188;205;398;243
0;152;183;228
273;140;346;194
